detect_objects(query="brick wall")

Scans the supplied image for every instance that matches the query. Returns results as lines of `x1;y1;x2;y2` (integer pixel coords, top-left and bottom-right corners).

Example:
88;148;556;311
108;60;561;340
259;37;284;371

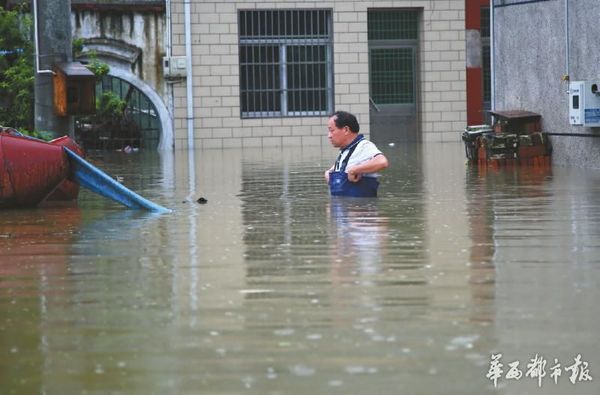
169;0;465;149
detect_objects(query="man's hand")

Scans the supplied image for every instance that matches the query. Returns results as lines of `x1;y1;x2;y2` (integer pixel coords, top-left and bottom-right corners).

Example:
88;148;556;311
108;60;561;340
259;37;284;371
346;155;389;182
346;167;362;182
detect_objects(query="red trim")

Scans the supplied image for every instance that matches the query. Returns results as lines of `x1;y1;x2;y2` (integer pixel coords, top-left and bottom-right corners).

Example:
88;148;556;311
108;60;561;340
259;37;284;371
465;0;490;125
465;0;489;29
466;68;484;125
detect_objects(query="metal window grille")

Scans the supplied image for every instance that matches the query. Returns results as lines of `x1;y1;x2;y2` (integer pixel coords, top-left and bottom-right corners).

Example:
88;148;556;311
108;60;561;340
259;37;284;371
481;7;491;105
482;44;491;104
238;9;333;118
480;7;490;39
370;48;415;104
367;9;418;41
98;76;160;148
368;10;418;106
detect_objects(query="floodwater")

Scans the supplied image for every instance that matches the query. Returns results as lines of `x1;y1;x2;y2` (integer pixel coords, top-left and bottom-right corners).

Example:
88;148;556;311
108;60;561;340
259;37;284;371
1;142;599;395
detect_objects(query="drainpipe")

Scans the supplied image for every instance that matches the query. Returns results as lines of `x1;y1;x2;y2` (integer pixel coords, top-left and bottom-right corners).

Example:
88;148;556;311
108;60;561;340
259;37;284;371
564;0;570;83
32;0;54;75
181;0;199;306
164;0;175;150
184;0;195;150
490;0;495;111
183;0;196;202
165;0;172;59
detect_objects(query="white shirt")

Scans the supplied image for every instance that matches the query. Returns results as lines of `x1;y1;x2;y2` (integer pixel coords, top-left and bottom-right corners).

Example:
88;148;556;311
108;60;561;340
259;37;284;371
335;139;382;178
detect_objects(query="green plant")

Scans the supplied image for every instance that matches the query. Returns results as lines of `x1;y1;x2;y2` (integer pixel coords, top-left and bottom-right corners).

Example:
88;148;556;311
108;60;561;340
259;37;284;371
18;128;54;141
72;37;85;57
0;55;34;129
96;91;126;121
0;5;34;131
85;51;110;80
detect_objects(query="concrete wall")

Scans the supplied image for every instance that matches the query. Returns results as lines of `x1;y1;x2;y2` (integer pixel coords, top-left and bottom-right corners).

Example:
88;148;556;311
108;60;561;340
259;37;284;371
168;0;466;149
492;0;600;168
71;4;167;101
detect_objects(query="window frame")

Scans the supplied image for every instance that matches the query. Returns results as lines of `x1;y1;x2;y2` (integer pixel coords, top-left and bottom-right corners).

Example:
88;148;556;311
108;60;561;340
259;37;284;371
238;9;334;119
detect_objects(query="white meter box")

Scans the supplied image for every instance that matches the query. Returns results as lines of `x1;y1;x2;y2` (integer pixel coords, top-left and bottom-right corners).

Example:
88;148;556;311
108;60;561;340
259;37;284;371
569;81;600;127
163;56;187;78
569;81;583;125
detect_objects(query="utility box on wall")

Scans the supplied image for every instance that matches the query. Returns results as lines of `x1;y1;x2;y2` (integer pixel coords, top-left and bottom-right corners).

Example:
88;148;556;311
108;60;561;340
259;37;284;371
163;56;187;78
53;62;96;117
569;80;600;127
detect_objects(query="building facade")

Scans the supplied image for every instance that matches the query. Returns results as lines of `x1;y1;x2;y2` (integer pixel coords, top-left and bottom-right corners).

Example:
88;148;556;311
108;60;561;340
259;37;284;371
71;0;172;150
168;0;466;149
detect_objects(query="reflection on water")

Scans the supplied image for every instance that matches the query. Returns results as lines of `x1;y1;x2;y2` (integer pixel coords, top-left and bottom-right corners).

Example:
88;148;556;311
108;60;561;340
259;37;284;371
1;143;599;394
328;198;390;276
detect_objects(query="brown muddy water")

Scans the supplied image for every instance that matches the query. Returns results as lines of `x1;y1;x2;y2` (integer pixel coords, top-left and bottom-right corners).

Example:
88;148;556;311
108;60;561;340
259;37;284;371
1;142;599;395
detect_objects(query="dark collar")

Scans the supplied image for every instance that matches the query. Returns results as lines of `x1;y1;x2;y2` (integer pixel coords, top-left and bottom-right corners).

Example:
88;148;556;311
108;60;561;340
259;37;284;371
340;134;364;152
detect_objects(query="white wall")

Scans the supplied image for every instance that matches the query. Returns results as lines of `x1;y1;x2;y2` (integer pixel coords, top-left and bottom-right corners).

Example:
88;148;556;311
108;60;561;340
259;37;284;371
169;0;466;149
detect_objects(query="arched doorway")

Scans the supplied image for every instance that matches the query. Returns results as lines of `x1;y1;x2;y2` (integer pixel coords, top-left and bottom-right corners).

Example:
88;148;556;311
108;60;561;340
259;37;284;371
75;71;172;151
76;75;158;150
107;68;173;151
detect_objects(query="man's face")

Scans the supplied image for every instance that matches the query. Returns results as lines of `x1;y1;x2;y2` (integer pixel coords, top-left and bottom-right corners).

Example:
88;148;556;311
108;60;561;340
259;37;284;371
327;116;349;148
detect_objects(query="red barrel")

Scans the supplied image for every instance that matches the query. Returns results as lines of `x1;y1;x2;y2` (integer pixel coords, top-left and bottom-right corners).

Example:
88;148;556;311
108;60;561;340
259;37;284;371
0;133;71;208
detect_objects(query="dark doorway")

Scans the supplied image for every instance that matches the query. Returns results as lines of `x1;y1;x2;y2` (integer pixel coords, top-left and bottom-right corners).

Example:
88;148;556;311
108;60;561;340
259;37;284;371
75;76;160;150
368;9;419;144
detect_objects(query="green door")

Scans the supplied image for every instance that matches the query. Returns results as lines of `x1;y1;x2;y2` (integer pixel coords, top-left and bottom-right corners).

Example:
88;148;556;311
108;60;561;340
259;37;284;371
368;10;419;143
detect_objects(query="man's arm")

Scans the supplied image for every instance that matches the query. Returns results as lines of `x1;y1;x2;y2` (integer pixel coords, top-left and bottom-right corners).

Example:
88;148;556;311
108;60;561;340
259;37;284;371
346;154;389;182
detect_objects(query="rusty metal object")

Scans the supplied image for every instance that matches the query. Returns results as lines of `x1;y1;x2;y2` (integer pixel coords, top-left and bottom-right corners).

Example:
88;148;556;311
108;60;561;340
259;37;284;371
45;136;85;203
463;110;552;168
0;132;78;208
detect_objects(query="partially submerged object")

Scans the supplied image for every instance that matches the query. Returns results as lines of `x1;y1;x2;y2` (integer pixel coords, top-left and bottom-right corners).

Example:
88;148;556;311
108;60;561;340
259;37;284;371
64;148;170;213
0;130;80;207
0;128;169;212
462;111;551;168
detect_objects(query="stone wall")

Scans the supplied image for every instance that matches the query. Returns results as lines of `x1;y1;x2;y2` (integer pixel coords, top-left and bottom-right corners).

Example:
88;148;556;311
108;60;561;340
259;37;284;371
71;2;166;98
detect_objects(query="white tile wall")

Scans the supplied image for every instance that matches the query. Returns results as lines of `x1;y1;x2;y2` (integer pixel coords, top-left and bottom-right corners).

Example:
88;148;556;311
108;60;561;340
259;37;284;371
169;0;465;149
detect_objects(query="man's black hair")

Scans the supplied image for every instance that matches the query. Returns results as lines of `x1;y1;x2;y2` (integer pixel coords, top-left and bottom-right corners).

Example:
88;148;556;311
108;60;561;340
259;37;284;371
331;110;360;133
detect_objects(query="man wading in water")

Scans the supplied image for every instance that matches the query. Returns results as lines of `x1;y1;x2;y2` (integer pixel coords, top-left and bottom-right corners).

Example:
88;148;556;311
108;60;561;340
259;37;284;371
324;111;389;197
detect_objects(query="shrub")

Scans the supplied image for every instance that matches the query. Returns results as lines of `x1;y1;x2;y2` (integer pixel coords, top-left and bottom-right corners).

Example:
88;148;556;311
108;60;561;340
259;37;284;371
0;5;34;131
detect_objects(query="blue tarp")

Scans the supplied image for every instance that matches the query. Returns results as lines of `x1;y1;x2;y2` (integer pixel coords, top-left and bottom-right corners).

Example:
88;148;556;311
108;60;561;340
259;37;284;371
64;147;171;213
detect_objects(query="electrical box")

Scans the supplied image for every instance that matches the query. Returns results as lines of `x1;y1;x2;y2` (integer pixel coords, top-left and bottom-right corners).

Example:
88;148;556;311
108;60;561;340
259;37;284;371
53;62;96;117
569;81;583;125
163;56;187;78
569;80;600;127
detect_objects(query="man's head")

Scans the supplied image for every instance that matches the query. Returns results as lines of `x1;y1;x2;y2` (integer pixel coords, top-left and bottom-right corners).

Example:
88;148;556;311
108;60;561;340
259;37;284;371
327;111;360;148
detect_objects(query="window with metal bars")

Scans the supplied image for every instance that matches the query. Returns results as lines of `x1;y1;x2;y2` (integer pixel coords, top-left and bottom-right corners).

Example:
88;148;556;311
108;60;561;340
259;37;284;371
367;9;418;41
481;7;491;105
238;9;333;118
